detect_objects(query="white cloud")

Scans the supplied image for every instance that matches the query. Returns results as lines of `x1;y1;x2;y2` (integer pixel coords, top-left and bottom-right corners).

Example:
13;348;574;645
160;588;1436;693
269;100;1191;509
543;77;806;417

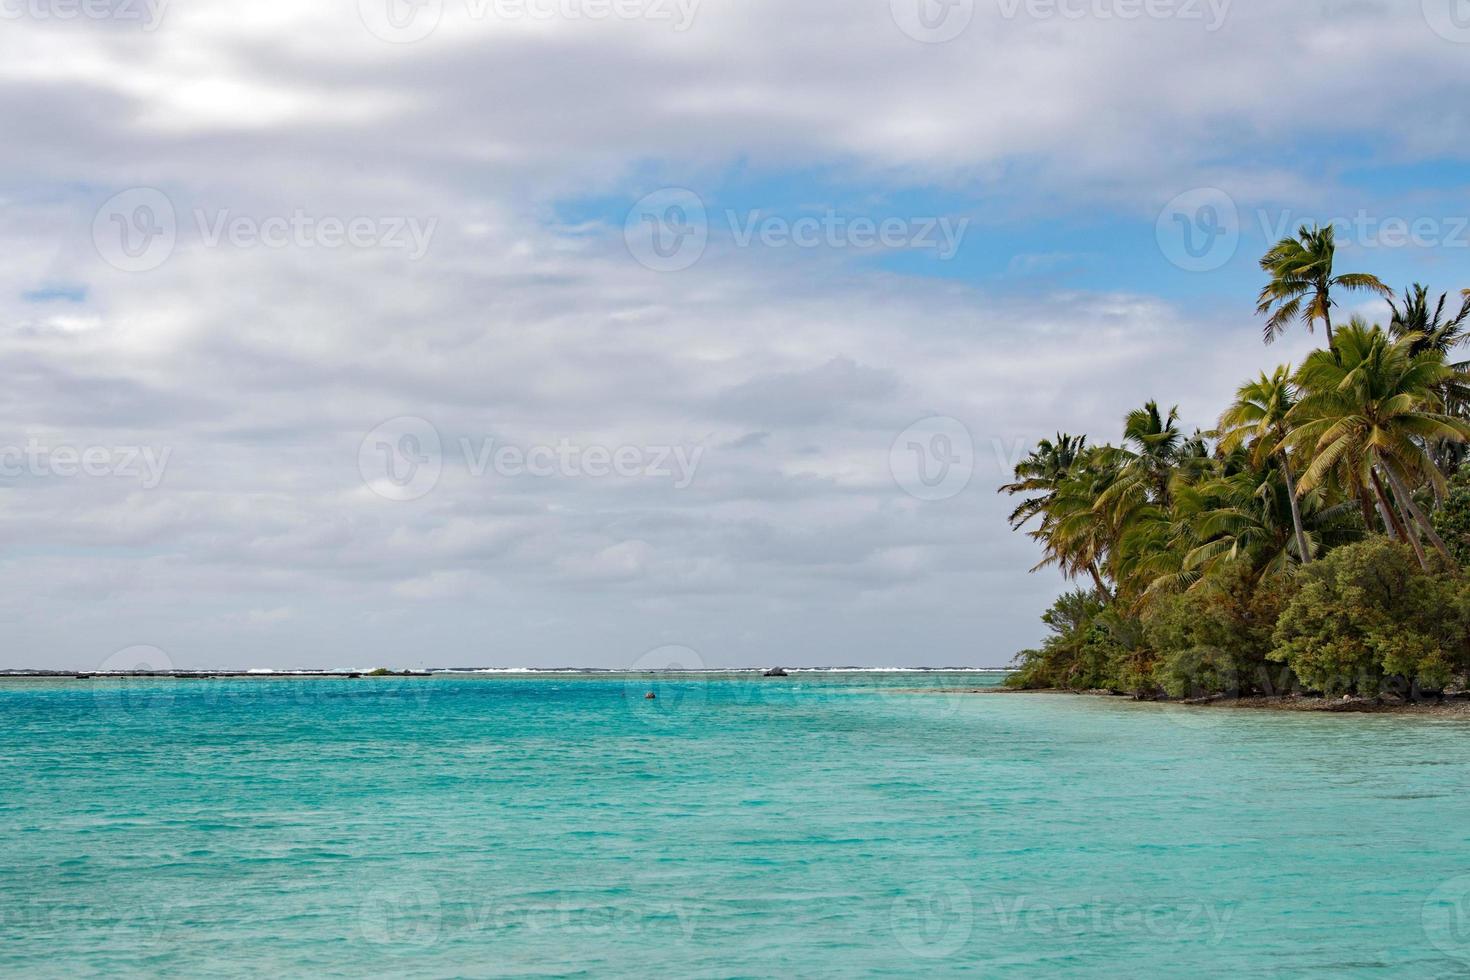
0;0;1458;667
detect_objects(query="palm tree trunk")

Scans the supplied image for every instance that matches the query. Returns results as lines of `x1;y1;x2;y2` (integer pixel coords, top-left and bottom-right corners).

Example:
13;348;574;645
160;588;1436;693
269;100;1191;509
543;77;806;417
1371;470;1409;541
1280;452;1311;564
1322;298;1335;350
1373;465;1429;570
1087;563;1108;596
1358;490;1379;533
1382;463;1453;560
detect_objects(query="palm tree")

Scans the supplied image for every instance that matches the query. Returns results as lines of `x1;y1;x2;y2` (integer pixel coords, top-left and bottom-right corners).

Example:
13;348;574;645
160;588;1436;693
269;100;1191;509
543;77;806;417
1288;320;1470;568
1031;448;1122;595
1217;367;1312;563
1000;434;1088;533
1257;224;1391;346
1388;284;1470;475
1096;401;1184;512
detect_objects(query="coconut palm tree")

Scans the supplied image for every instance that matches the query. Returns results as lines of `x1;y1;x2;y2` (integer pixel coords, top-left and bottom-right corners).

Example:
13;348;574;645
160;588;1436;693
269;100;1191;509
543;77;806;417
1217;367;1312;563
1031;448;1122;595
1096;401;1184;513
1388;284;1470;475
1257;224;1391;347
1000;433;1088;533
1288;320;1470;568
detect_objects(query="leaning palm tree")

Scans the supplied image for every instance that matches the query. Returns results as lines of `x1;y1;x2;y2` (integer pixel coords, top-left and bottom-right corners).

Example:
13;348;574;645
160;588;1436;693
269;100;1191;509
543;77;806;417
999;434;1088;533
1032;448;1123;595
1288;320;1470;568
1217;366;1311;563
1257;224;1391;346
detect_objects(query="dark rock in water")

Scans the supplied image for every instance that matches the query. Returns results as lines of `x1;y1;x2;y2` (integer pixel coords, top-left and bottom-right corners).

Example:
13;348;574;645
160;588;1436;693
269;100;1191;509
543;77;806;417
763;667;789;677
644;692;656;699
348;673;362;679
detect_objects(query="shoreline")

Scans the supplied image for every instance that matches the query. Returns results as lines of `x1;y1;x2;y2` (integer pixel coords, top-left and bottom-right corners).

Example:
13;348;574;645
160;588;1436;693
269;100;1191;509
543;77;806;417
973;687;1470;716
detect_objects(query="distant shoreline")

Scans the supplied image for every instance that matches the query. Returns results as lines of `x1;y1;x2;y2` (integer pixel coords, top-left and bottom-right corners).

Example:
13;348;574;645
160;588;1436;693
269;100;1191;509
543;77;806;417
974;687;1470;716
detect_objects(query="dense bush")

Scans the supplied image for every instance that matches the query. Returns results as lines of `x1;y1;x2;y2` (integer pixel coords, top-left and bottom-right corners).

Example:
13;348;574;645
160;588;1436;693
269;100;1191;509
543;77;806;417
1434;466;1470;567
1144;564;1292;699
1007;591;1156;696
1270;539;1470;697
1009;543;1470;701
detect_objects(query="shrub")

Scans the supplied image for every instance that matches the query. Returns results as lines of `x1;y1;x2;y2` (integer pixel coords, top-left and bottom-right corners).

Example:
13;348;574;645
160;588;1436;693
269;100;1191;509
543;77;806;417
1008;591;1152;695
1144;563;1293;699
1270;538;1470;697
1433;465;1470;567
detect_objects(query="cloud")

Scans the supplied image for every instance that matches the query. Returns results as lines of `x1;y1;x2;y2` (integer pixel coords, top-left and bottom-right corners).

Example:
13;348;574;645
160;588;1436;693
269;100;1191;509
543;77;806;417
0;0;1458;667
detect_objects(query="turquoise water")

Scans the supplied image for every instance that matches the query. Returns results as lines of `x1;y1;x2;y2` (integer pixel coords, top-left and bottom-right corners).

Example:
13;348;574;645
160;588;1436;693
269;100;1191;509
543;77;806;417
5;672;1470;977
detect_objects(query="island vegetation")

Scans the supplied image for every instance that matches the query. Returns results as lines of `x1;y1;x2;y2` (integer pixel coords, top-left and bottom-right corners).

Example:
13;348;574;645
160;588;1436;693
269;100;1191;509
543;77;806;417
1001;224;1470;703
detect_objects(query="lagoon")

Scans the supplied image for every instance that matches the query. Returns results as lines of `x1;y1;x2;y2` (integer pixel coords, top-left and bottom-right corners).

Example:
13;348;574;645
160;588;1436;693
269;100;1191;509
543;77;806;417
4;671;1470;976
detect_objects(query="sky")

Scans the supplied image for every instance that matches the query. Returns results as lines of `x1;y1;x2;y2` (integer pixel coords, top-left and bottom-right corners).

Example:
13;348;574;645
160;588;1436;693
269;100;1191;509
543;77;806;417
2;0;1469;670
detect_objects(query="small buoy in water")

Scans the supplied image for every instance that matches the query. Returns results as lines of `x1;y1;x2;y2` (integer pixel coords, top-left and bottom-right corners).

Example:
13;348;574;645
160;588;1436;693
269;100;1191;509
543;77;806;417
644;692;656;700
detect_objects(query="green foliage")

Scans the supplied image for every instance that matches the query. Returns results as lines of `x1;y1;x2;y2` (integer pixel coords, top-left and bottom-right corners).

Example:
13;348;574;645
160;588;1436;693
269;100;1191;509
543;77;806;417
1007;591;1154;696
368;667;394;676
1000;256;1470;701
1270;539;1470;697
1144;563;1293;699
1433;465;1470;567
